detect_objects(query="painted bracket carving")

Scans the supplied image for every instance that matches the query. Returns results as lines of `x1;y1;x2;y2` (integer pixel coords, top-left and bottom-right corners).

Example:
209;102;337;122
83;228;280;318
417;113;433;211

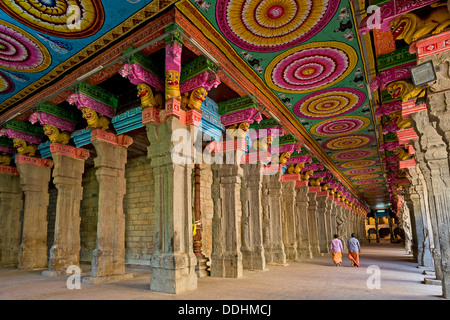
370;61;416;90
49;143;90;160
29;102;77;132
67;81;118;118
90;129;133;148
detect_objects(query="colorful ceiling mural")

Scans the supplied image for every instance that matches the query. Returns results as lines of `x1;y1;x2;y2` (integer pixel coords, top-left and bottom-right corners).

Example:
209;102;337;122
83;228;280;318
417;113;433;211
176;0;389;207
0;0;401;209
0;0;178;114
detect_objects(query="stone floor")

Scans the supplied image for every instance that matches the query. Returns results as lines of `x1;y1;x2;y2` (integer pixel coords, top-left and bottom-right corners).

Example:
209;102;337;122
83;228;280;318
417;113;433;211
0;243;444;301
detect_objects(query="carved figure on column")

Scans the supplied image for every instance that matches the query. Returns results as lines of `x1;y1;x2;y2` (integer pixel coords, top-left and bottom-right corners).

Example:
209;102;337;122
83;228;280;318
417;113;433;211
0;120;43;158
390;6;450;44
13;139;37;156
309;176;323;186
67;81;118;131
226;122;250;140
28;102;77;145
181;86;208;110
386;80;426;101
287;162;305;174
42;125;71;145
137;83;163;109
0;153;11;166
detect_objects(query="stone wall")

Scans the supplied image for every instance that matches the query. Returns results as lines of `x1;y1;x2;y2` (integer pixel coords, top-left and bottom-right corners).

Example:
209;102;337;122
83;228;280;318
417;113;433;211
199;163;213;259
46;186;57;257
79;155;156;267
123;155;155;267
79;167;98;264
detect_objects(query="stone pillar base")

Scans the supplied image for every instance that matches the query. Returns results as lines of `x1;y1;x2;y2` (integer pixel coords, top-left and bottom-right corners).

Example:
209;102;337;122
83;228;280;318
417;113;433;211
241;248;267;271
210;252;243;278
423;277;442;285
150;253;197;294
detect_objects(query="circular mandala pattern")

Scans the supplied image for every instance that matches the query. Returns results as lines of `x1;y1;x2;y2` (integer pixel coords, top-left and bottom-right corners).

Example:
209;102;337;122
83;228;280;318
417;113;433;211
345;167;380;175
0;0;104;38
0;71;14;94
0;20;51;72
354;179;383;185
216;0;339;52
294;88;365;119
322;134;374;151
349;173;382;181
310;116;370;137
339;159;378;169
265;42;357;93
331;149;377;161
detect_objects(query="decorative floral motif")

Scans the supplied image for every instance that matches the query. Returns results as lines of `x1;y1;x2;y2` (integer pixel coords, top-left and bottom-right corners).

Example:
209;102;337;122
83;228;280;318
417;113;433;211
0;0;104;38
294;88;365;119
216;0;339;52
310;116;370;137
0;20;51;73
265;42;357;93
331;149;377;161
322;134;374;151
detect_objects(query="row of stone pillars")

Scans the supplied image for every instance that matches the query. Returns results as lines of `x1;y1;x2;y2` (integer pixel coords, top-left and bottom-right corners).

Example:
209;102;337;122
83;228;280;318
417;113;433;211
401;50;450;299
0;130;133;285
209;157;366;279
0;120;366;294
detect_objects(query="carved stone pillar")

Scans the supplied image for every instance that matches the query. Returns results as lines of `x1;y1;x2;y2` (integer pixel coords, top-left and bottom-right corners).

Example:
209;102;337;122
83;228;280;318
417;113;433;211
262;172;287;265
0;167;22;267
336;203;347;249
411;110;448;291
307;188;321;256
295;184;312;259
15;155;53;270
326;195;336;241
240;162;266;270
281;180;298;261
146;119;198;291
211;161;243;278
316;191;330;254
412;144;435;267
83;130;133;284
43;145;88;276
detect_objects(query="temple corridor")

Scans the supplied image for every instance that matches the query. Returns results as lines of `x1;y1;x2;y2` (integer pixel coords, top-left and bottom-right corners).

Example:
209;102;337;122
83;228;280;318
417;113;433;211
0;243;442;300
2;0;450;301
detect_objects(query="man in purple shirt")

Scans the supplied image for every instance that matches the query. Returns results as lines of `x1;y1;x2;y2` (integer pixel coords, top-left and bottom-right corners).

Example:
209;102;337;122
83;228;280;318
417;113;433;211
330;234;343;266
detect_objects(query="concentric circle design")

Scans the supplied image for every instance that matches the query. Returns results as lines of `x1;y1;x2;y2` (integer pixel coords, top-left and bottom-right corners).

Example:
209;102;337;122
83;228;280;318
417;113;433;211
339;159;378;169
322;134;374;151
0;0;104;38
265;42;357;93
216;0;339;52
354;179;383;185
345;167;380;175
294;88;366;119
349;173;382;181
331;149;377;161
310;116;370;137
0;20;51;73
0;72;14;94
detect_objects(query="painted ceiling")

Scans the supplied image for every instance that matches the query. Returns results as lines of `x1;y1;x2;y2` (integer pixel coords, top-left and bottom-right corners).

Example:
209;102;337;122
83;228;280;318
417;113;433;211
0;0;390;208
175;0;388;207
